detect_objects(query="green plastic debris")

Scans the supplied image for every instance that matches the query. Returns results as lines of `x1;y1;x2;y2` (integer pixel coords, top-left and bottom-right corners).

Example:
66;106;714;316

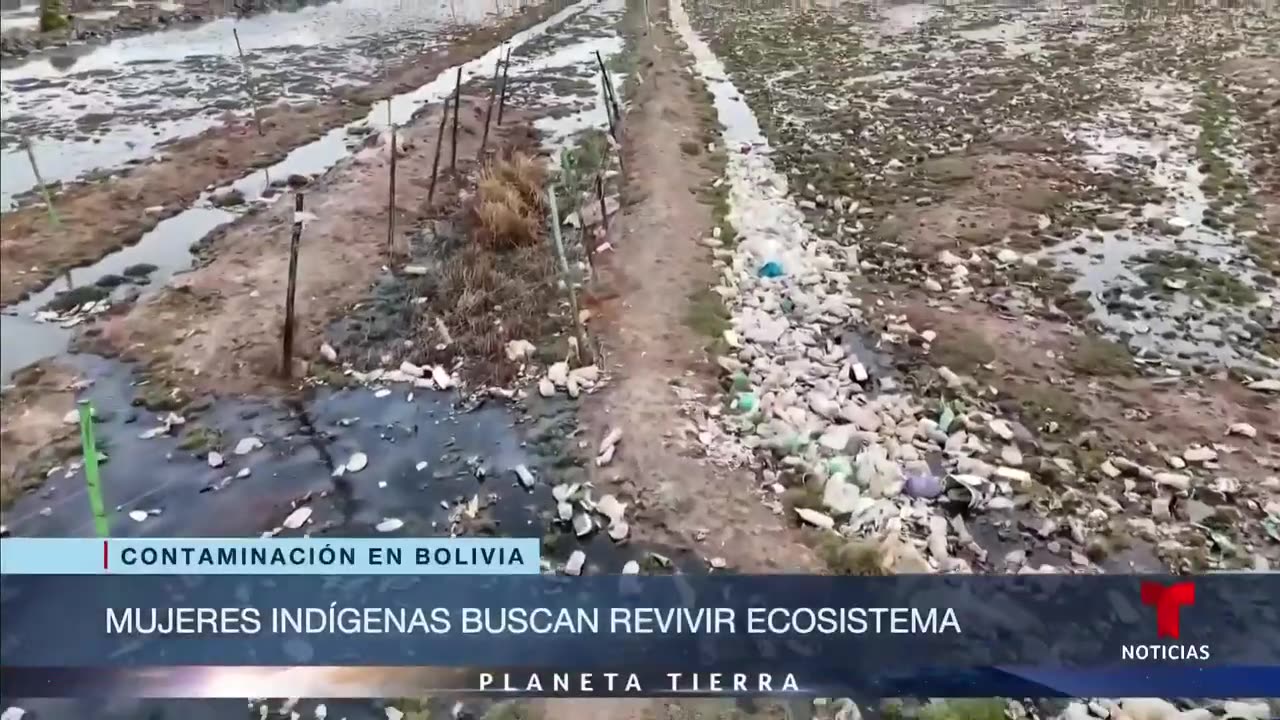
731;372;751;392
735;392;757;412
938;402;956;434
827;456;853;478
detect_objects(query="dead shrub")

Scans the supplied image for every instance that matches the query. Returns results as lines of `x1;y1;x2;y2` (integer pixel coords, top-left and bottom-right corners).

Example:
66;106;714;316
472;153;547;249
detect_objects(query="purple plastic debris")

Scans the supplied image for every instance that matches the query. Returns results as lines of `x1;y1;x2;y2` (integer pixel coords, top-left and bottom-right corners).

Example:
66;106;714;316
904;470;944;499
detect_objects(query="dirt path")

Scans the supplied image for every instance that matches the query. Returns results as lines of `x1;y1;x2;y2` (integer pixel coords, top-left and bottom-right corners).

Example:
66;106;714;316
0;3;561;307
578;0;819;574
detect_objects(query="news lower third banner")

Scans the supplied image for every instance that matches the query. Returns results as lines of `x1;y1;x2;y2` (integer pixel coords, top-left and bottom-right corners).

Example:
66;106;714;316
0;552;1278;697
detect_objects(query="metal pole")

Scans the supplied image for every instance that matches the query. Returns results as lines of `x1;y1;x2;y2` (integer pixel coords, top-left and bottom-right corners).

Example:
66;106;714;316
281;193;304;378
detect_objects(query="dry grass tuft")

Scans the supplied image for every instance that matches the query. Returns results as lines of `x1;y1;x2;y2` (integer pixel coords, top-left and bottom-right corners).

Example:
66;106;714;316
473;153;547;249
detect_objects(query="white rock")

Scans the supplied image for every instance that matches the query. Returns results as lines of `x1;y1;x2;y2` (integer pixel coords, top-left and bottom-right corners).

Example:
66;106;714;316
572;512;594;537
1119;699;1181;720
282;506;312;529
596;494;627;523
989;418;1014;440
234;437;263;455
608;521;630;541
1154;472;1192;491
819;425;853;451
1;709;27;720
315;705;327;720
208;451;225;468
599;427;623;454
1183;446;1217;463
938;366;965;388
852;363;869;382
1226;422;1257;438
1222;701;1271;720
1000;444;1023;467
995;466;1032;484
505;339;536;361
128;510;149;523
538;377;556;397
402;265;427;275
996;248;1020;264
375;518;404;533
569;365;601;385
1247;378;1280;392
596;444;616;466
547;362;570;387
320;343;338;363
938;250;963;266
795;507;835;530
346;452;368;473
236;467;251;479
621;560;640;575
398;361;425;378
415;461;428;471
431;365;453;390
514;465;536;489
565;550;586;576
62;409;80;425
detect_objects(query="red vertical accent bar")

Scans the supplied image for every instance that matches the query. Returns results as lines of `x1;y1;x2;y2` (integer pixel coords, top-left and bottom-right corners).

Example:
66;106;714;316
103;540;109;572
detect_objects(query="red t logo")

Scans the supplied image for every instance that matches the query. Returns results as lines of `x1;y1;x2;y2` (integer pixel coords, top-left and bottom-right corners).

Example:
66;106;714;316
1140;581;1195;639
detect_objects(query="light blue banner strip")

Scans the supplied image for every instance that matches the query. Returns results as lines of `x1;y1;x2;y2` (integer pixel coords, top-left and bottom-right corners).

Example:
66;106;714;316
0;538;541;575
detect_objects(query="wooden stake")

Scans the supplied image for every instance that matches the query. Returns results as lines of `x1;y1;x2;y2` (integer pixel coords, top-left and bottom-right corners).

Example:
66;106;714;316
428;99;449;204
596;173;609;234
496;46;513;126
600;72;617;141
78;400;109;538
387;125;397;259
478;54;502;160
281;192;304;378
451;66;462;173
547;186;589;360
233;28;265;137
595;50;622;124
22;138;61;228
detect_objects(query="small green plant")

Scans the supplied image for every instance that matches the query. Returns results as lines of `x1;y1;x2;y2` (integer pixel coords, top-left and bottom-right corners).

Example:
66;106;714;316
39;0;68;32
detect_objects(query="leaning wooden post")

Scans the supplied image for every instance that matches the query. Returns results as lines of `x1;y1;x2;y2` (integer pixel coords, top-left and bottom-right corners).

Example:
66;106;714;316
233;28;265;136
22;138;61;228
428;100;450;204
450;66;462;173
281;193;304;378
547;186;589;361
387;124;397;259
595;173;609;235
77;400;109;538
595;50;622;127
496;46;513;126
478;54;502;160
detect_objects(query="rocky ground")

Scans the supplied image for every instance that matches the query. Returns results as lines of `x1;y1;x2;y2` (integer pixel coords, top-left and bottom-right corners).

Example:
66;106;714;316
0;0;1278;718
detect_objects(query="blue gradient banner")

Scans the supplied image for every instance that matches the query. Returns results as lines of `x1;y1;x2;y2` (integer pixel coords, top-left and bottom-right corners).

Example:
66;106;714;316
1;574;1277;698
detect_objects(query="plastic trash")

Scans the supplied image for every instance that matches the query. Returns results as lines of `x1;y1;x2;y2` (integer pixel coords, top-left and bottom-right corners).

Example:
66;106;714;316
938;402;956;433
827;456;853;478
758;260;784;278
731;372;751;392
735;392;757;412
903;470;944;499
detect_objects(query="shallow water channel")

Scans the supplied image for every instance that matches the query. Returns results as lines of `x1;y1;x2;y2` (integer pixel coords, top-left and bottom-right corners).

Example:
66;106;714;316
0;0;530;208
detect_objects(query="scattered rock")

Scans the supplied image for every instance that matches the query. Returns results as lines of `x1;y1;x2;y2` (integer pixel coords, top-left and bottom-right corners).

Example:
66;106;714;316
565;550;586;576
282;507;312;529
375;518;404;533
